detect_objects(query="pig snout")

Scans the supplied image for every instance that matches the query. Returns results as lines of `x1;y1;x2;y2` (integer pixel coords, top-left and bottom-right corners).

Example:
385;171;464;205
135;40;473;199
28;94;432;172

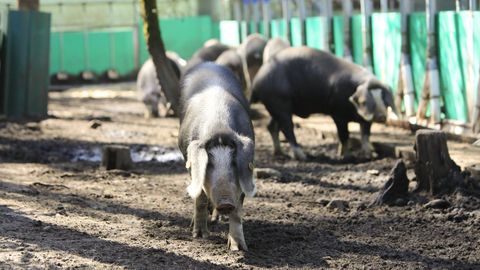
216;200;236;215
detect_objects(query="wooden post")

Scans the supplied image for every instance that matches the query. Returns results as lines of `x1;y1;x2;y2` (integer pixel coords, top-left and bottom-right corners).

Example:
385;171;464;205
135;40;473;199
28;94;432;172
101;145;133;171
139;0;180;116
17;0;39;11
414;130;461;195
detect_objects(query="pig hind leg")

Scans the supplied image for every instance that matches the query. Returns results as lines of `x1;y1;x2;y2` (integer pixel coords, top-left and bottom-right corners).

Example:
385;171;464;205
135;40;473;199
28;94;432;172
227;194;247;251
193;191;209;238
360;122;377;158
333;117;351;156
276;114;306;161
267;119;287;156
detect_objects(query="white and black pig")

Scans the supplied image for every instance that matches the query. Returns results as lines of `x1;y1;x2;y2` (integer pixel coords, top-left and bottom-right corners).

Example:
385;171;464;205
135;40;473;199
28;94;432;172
251;46;398;160
183;41;230;74
136;52;186;118
178;62;256;251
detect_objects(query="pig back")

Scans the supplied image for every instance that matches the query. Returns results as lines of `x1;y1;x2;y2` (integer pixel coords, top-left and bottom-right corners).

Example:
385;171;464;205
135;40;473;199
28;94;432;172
178;63;253;155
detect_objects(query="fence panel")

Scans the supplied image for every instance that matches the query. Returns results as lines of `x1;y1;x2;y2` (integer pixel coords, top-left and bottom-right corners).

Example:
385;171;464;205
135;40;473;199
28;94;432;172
305;16;327;50
438;11;468;122
371;13;401;92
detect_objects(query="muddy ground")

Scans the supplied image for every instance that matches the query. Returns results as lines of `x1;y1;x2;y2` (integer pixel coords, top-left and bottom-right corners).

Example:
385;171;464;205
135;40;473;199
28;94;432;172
0;83;479;269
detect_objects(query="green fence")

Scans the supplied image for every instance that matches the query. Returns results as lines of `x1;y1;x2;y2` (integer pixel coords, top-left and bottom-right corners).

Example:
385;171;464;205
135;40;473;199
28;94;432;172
139;16;218;64
50;16;218;76
371;13;401;92
46;12;480;125
270;19;287;41
305;16;328;50
409;12;427;108
290;17;302;47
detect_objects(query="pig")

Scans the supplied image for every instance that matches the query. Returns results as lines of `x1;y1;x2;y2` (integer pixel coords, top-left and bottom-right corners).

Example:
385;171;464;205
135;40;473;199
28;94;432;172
263;38;290;63
215;34;267;100
215;49;246;91
178;62;256;251
236;34;267;100
183;42;230;74
136;51;186;118
251;46;397;160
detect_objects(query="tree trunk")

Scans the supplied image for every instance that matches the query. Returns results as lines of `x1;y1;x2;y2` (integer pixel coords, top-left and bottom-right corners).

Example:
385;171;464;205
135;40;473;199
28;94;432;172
414;129;461;195
139;0;180;116
17;0;39;11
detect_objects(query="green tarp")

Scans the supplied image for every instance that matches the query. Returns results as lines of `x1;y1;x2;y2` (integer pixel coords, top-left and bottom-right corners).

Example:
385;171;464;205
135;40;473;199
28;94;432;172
408;12;427;108
332;14;364;63
332;15;344;57
270;19;288;41
456;11;480;116
371;13;401;92
290;17;302;47
219;20;241;46
305;16;328;50
351;14;364;65
3;10;50;118
437;11;468;122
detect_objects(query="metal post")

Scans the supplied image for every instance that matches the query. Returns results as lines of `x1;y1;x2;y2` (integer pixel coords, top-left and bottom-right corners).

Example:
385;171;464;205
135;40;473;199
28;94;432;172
282;0;290;42
242;0;250;40
261;0;271;37
253;0;260;33
82;2;90;72
234;0;242;21
399;0;416;118
426;0;441;125
380;0;388;12
58;3;64;72
298;0;306;45
133;0;140;68
342;0;353;60
109;1;115;71
324;0;332;52
470;0;477;10
360;0;372;71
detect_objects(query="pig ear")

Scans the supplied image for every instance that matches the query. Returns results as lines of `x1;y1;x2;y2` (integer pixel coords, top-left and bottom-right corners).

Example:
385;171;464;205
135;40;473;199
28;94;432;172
367;78;399;116
381;87;398;116
186;140;208;199
235;134;256;197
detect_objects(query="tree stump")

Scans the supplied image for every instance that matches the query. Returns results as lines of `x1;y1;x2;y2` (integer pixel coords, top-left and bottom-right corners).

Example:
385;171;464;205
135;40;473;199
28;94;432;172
414;129;461;195
371;159;409;206
101;145;133;171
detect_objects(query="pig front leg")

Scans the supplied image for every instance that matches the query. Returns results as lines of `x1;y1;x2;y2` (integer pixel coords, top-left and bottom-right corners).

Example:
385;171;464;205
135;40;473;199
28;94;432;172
227;194;247;251
360;122;377;158
333;118;351;156
193;191;209;238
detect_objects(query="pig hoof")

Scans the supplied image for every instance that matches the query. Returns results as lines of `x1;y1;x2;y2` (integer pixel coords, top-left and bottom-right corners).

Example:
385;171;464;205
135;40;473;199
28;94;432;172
210;209;219;223
292;148;307;161
273;149;288;157
193;229;209;239
227;234;248;251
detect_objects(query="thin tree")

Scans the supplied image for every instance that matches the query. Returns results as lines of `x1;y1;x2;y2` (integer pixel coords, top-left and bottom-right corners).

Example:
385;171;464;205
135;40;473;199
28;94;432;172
139;0;180;116
17;0;39;10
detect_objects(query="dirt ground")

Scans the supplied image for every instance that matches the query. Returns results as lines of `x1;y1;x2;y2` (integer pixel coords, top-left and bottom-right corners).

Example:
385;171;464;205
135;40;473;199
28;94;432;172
1;83;479;269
